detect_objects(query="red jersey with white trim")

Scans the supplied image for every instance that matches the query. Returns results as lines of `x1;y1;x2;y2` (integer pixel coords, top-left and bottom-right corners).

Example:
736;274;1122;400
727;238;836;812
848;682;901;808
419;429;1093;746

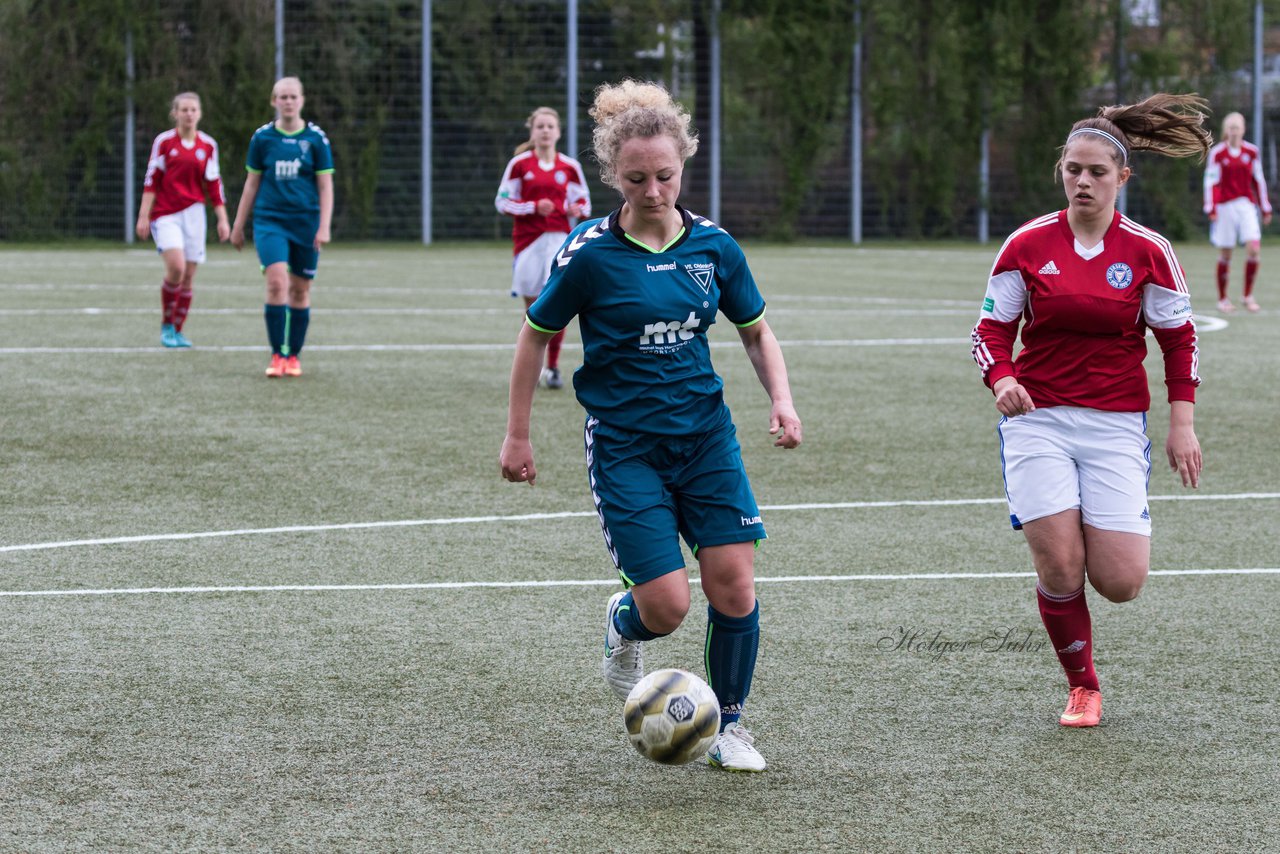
1203;140;1271;214
142;129;226;219
971;210;1199;412
494;151;591;254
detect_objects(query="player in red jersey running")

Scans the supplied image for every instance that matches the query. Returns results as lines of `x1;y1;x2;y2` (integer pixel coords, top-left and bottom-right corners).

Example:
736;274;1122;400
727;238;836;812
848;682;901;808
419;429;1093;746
971;94;1210;728
1204;111;1272;312
136;92;230;348
495;107;591;389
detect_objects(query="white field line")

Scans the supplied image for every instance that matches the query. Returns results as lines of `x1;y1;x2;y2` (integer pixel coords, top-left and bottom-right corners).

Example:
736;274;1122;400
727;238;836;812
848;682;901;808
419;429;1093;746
0;306;982;317
0;338;973;355
3;492;1277;555
1;567;1276;599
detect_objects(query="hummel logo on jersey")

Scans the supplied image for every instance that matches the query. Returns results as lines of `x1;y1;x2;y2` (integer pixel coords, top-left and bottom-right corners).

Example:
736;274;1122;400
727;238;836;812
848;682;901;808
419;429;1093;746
1038;260;1061;275
640;311;700;347
740;515;762;526
646;262;677;272
554;219;608;267
1057;640;1087;654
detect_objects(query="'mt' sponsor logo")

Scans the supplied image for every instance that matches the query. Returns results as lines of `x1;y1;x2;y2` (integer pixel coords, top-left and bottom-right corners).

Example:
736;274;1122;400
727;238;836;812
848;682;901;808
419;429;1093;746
639;310;700;352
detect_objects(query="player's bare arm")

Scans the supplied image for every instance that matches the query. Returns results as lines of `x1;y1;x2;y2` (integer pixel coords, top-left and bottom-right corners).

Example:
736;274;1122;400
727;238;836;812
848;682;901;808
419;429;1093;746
736;319;802;448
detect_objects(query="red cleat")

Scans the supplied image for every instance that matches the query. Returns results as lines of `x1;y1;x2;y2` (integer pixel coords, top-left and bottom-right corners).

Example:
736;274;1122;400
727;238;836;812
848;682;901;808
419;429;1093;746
265;353;287;378
1059;687;1102;727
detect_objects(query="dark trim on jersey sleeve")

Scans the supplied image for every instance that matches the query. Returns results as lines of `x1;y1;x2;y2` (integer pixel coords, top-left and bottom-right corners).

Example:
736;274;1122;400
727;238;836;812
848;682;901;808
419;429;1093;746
608;205;694;254
734;307;766;328
524;314;563;334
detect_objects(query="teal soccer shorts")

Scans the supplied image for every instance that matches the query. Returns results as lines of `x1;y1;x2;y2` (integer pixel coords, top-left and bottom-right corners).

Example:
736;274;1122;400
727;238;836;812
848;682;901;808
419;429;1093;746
253;216;320;279
583;414;766;587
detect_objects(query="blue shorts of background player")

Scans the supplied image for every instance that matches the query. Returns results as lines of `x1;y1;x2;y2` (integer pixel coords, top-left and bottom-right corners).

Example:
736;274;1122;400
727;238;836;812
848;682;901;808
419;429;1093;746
253;215;320;279
584;415;766;588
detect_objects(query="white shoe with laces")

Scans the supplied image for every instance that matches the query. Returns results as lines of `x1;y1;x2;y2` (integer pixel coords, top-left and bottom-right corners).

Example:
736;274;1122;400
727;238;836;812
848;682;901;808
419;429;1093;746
706;722;767;772
602;591;643;700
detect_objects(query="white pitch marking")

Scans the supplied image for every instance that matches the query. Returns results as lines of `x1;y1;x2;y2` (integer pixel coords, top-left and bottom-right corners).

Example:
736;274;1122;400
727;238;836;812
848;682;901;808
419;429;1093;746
1;567;1276;599
2;493;1276;555
0;307;517;316
0;338;972;355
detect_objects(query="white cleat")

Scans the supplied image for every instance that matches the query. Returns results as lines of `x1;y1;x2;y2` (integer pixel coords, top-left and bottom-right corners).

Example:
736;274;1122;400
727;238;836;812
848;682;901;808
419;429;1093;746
602;590;643;700
706;722;767;773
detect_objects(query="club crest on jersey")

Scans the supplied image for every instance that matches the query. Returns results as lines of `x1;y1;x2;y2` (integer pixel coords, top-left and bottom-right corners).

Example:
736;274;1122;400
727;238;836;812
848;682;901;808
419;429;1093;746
684;262;715;293
1105;262;1133;289
299;140;311;155
555;170;567;184
196;149;207;161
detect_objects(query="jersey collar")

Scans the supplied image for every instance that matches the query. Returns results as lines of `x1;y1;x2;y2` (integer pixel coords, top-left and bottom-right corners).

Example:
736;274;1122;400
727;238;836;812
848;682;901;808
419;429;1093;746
610;205;694;254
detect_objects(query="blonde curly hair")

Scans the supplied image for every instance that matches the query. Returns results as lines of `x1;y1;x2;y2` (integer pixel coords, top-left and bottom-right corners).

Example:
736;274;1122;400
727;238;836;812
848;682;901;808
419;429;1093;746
590;80;698;189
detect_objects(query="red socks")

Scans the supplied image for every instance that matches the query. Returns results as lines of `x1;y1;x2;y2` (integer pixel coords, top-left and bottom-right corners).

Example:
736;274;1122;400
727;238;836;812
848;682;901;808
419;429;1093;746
174;290;193;331
1245;259;1259;298
1217;260;1230;299
161;281;180;325
547;328;565;370
1036;584;1100;692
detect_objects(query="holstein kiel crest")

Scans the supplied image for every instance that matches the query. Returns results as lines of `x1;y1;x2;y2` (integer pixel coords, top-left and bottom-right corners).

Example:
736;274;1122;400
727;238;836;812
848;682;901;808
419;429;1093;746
685;262;715;294
1105;262;1133;289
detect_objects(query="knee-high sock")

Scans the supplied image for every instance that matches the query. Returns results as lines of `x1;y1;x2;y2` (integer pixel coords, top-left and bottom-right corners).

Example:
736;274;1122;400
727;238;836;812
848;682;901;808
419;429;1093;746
1217;260;1230;299
1036;584;1100;692
1245;259;1259;297
174;290;193;331
287;307;310;356
705;601;760;729
264;304;287;355
161;281;180;326
546;329;565;370
613;591;666;641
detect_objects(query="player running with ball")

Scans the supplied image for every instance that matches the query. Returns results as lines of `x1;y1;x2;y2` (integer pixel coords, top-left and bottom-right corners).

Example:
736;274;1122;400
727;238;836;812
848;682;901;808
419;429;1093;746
500;79;802;772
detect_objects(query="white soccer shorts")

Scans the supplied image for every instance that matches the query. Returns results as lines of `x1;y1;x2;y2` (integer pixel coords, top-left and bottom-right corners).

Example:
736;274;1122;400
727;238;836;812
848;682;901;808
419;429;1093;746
997;406;1152;536
151;203;208;263
511;230;567;299
1210;197;1262;248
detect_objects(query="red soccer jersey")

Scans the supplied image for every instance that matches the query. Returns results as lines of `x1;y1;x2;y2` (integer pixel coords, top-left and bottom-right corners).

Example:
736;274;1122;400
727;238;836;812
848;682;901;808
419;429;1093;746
142;129;226;219
1203;140;1271;214
494;152;591;254
971;210;1199;412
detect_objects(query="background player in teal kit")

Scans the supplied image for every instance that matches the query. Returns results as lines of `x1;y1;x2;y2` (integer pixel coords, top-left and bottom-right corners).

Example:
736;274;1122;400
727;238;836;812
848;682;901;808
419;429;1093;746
230;76;334;378
500;80;802;773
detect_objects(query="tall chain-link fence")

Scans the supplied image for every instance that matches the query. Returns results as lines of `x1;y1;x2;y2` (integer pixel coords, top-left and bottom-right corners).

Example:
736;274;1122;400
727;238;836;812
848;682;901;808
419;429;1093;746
2;0;1277;243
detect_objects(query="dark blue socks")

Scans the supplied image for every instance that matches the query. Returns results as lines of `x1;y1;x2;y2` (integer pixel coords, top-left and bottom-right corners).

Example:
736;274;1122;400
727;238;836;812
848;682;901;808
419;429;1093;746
705;601;760;729
264;304;287;355
287;306;310;356
613;591;665;641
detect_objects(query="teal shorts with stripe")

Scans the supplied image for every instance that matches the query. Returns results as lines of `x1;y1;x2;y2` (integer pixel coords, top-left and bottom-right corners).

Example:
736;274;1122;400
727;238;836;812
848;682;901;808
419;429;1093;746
583;413;765;587
253;215;320;279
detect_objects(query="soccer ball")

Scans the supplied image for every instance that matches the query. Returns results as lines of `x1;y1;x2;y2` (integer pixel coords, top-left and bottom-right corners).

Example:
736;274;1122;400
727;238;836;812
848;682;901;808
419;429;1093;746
623;668;720;765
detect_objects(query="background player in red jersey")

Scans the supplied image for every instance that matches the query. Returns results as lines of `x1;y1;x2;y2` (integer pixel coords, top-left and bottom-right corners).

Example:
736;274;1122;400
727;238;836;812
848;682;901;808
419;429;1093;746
971;94;1210;729
136;92;230;348
1204;111;1272;312
495;107;591;389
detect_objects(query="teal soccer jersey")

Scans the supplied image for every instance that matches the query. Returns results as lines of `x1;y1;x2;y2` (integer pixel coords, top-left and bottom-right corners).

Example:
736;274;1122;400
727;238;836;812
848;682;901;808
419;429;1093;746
526;206;766;435
245;121;334;222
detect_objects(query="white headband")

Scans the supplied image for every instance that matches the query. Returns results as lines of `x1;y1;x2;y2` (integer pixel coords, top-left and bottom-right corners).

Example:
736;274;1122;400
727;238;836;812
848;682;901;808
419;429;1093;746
1067;127;1128;165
